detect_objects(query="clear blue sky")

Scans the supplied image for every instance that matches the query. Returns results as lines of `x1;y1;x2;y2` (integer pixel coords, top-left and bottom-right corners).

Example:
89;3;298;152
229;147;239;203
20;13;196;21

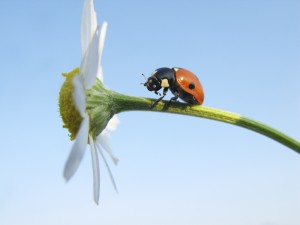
0;0;300;224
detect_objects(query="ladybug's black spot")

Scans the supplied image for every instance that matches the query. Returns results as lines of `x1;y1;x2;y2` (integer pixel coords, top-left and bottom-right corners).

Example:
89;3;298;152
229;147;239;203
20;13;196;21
189;82;195;89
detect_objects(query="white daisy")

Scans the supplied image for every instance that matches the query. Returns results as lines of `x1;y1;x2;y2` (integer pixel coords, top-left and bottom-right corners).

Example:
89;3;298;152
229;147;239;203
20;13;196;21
59;0;119;204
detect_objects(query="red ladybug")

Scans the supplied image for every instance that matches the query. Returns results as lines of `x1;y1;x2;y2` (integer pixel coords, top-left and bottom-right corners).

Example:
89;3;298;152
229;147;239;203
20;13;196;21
144;67;204;108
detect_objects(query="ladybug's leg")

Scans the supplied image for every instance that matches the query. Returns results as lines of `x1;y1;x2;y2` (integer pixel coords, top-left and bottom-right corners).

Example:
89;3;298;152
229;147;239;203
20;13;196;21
150;96;164;109
154;91;161;96
162;87;169;96
150;87;168;109
166;91;179;108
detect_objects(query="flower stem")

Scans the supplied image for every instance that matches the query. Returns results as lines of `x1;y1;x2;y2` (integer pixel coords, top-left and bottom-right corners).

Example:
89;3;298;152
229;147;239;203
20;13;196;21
112;92;300;154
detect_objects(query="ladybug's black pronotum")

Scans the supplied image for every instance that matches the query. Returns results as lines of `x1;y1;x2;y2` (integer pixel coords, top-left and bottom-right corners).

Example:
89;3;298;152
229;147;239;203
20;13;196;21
144;67;204;108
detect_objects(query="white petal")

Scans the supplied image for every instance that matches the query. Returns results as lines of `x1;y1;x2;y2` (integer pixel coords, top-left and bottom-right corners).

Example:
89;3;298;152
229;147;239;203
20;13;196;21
99;22;107;60
89;135;100;204
63;115;89;181
96;141;118;192
97;22;107;81
80;27;100;90
72;75;86;117
106;115;119;132
81;0;98;59
97;65;104;82
96;134;119;165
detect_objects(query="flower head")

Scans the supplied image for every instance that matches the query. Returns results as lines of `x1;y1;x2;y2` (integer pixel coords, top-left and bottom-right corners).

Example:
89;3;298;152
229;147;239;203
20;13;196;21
59;0;119;204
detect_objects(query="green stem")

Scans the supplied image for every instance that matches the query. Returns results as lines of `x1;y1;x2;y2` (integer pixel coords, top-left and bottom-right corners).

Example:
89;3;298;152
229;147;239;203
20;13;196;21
112;92;300;154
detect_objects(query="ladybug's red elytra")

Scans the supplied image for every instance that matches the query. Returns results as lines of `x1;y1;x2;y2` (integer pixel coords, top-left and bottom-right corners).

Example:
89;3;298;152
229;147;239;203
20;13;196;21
144;67;204;108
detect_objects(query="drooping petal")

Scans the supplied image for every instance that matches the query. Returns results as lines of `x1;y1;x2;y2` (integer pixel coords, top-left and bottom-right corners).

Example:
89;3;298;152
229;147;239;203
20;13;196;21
89;135;100;204
96;141;118;192
63;115;89;181
72;75;86;117
97;22;107;81
96;134;119;165
106;115;119;132
80;27;100;90
81;0;98;59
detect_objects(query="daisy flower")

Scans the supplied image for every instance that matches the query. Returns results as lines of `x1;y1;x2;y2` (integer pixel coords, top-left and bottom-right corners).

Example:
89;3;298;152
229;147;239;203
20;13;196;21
59;0;119;204
58;0;300;207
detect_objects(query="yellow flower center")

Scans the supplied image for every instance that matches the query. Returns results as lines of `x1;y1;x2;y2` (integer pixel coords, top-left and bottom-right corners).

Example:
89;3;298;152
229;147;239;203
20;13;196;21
59;68;82;140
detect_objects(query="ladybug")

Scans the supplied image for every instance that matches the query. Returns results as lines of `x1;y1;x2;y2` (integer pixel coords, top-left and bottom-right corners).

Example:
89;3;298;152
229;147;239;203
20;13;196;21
144;67;204;108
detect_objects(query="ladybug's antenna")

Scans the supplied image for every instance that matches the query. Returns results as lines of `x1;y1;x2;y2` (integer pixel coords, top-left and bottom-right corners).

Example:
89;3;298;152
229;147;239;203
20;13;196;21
141;74;147;81
141;73;147;85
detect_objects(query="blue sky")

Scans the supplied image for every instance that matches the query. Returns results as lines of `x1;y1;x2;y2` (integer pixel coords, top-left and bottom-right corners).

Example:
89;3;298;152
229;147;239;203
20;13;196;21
0;0;300;224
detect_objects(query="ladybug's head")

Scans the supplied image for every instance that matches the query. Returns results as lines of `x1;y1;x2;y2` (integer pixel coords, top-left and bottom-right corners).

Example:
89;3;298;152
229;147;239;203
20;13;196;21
144;76;162;92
